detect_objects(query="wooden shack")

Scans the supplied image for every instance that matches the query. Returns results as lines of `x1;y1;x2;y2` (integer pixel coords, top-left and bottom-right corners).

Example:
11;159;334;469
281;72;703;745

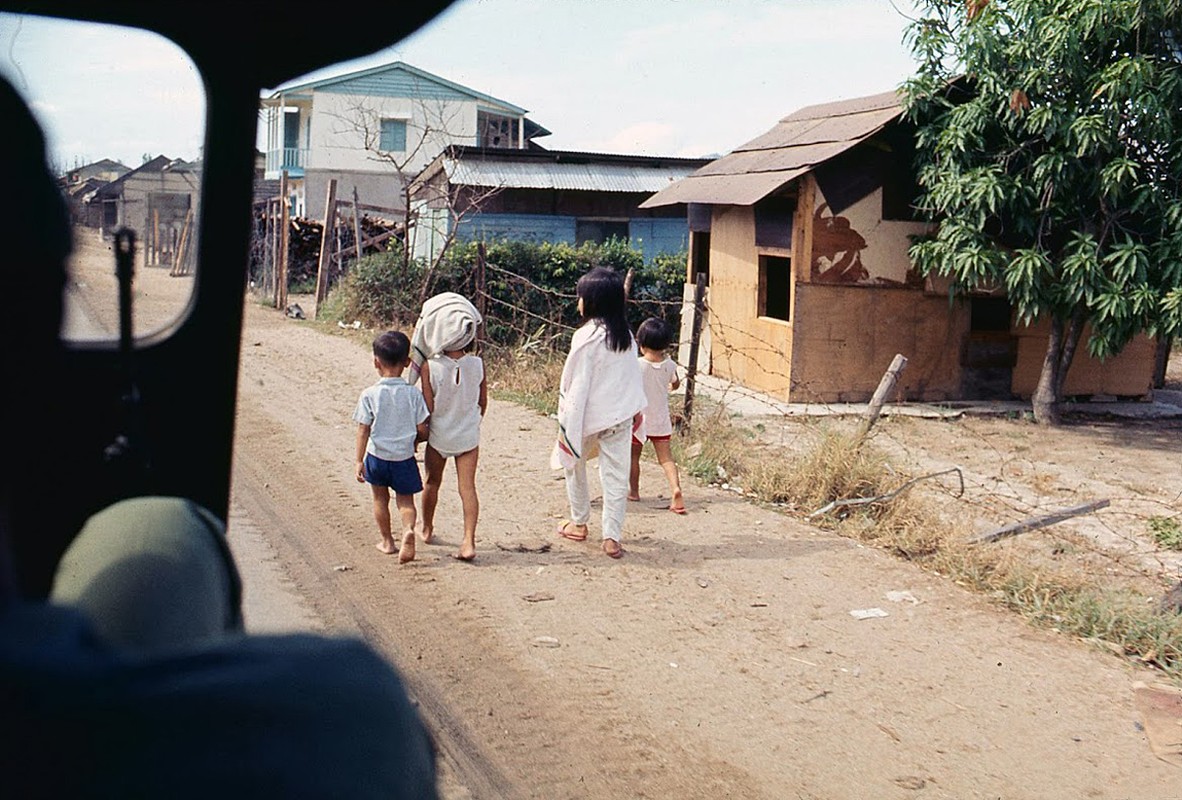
642;91;1157;403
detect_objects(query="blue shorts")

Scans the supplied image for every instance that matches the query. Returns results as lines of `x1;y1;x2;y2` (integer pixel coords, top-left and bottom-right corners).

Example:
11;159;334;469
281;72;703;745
363;454;423;495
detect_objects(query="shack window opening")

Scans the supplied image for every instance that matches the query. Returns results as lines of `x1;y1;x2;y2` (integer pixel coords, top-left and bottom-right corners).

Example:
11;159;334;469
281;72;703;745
690;230;710;283
758;255;791;321
576;219;628;246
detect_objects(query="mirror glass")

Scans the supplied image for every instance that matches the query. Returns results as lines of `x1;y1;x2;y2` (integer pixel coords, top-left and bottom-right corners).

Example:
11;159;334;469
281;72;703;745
0;13;205;343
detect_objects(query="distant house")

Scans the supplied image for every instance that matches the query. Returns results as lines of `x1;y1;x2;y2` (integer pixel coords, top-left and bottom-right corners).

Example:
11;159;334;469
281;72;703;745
407;145;709;262
91;156;202;271
58;159;132;227
62;158;129;187
642;90;1157;403
259;61;549;220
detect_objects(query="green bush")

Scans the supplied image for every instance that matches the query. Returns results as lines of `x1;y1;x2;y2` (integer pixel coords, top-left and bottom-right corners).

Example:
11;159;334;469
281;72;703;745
328;237;688;349
331;244;424;327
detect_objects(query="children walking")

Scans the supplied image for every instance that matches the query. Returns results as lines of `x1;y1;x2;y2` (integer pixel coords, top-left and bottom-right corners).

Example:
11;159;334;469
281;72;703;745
629;317;685;513
353;330;430;563
412;293;486;562
552;266;646;559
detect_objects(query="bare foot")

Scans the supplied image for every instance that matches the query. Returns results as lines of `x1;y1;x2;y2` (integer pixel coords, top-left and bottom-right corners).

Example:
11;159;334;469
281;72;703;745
627;493;640;502
455;535;477;561
375;539;397;555
398;530;416;564
669;490;686;514
420;525;434;544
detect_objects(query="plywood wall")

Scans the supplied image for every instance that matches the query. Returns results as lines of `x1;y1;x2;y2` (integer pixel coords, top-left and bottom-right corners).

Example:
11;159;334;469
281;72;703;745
1010;320;1156;398
705;205;795;400
790;283;968;402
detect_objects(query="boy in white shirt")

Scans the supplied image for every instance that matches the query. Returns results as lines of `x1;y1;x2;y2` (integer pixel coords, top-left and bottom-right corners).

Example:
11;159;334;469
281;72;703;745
629;317;686;514
353;331;430;562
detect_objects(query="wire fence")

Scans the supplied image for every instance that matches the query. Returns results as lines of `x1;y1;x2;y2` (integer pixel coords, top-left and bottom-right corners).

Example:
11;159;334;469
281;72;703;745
255;218;1182;594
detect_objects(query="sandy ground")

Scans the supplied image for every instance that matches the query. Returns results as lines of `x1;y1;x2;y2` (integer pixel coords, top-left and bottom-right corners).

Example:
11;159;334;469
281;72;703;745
65;226;1182;799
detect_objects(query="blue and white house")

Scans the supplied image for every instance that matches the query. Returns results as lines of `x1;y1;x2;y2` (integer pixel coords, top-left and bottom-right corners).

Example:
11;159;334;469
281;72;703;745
408;146;709;263
260;61;549;218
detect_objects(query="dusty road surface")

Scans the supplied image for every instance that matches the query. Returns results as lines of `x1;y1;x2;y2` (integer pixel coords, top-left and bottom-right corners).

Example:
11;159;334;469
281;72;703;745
232;305;1182;800
66;228;1182;799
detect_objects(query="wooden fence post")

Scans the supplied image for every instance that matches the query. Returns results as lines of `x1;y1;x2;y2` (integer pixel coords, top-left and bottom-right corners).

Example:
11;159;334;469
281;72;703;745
856;353;908;440
682;273;707;430
266;198;278;299
313;179;338;318
277;170;290;310
476;241;488;349
351;186;363;262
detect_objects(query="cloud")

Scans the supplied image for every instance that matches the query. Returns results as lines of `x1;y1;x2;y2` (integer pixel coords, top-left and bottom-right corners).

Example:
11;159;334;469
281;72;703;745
593;121;678;155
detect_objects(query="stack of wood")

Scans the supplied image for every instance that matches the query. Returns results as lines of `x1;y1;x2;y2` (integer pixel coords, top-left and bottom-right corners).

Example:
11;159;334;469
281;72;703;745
286;217;324;287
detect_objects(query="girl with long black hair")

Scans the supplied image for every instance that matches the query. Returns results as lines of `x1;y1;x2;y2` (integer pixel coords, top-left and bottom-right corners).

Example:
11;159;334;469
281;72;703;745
552;266;646;558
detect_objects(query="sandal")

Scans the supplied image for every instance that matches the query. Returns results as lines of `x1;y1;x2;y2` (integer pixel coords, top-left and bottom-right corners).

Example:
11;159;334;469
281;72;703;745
602;539;624;559
556;520;588;541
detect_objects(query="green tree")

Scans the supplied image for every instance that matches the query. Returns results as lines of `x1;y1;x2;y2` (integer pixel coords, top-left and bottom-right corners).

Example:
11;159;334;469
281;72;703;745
902;0;1182;424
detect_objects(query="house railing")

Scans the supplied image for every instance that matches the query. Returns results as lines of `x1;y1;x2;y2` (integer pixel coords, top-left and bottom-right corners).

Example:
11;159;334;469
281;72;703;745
265;147;309;177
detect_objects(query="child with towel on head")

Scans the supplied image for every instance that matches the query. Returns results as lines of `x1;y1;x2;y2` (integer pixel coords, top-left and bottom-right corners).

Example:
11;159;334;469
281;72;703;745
408;292;486;562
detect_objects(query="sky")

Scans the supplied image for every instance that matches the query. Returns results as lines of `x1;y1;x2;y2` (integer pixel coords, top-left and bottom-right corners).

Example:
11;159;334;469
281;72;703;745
0;0;922;171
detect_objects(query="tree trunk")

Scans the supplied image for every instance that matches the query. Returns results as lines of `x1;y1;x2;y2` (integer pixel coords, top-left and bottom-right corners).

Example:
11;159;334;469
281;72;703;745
1031;307;1086;426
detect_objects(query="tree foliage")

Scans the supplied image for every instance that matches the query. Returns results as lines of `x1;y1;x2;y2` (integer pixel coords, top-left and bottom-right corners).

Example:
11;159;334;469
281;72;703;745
902;0;1182;420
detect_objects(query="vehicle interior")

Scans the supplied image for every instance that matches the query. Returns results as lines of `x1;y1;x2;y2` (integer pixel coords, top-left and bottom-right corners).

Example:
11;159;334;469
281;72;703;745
2;0;458;598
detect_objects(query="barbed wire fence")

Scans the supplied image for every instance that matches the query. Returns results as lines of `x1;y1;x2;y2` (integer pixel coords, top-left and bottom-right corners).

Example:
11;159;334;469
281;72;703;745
252;215;1182;595
457;254;1182;594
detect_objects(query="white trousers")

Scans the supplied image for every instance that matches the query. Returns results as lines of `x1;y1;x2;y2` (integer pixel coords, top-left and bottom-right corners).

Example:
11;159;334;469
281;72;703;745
564;418;632;542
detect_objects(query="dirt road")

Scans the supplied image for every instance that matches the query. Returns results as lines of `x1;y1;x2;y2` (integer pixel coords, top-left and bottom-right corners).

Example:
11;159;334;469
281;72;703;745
230;299;1179;800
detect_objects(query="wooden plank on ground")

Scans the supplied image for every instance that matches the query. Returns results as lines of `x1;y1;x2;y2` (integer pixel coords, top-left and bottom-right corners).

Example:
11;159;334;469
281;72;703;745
969;499;1111;544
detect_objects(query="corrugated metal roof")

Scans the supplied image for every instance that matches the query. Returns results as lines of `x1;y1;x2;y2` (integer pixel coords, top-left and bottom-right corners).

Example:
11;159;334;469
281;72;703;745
444;158;701;193
641;89;903;208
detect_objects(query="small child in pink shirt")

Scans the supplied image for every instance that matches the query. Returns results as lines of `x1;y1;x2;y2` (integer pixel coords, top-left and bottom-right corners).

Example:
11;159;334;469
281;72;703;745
629;317;685;513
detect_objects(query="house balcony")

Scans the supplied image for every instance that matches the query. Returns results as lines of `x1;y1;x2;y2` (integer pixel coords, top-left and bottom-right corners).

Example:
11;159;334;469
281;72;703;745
265;147;309;180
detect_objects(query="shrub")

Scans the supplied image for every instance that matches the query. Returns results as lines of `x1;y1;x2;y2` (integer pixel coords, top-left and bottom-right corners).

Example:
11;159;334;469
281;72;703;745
328;237;687;349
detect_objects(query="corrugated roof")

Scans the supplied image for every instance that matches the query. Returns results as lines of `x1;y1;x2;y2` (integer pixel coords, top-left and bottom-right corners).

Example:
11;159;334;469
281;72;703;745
641;89;903;208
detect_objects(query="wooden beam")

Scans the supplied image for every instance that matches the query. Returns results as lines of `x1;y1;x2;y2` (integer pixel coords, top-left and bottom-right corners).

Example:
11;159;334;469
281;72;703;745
856;354;908;440
969;500;1111;545
278;171;290;310
336;200;402;216
313;179;337;318
351;186;363;261
682;273;708;430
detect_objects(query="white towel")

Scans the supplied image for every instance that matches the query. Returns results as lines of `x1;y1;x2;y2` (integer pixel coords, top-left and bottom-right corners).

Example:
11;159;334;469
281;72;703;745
408;292;482;386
